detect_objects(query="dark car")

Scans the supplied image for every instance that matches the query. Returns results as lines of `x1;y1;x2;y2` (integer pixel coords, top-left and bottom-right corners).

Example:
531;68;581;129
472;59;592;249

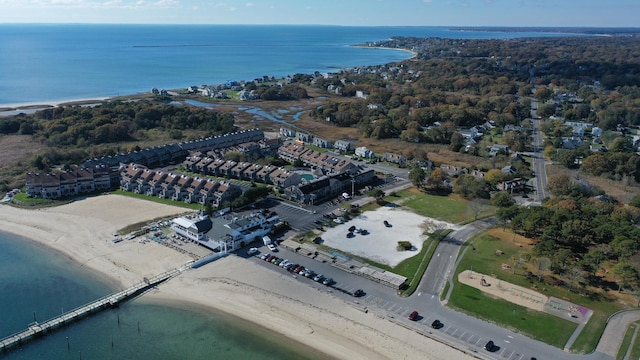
353;289;365;297
408;311;419;321
431;319;442;329
348;225;356;232
383;220;391;227
484;340;497;352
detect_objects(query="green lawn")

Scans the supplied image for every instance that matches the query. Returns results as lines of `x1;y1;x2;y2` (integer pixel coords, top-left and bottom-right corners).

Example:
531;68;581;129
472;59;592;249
387;188;495;224
447;231;625;352
630;322;640;360
617;323;638;360
112;189;203;210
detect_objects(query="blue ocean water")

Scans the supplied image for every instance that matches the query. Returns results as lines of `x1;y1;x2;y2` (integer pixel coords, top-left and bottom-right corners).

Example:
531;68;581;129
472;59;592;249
0;231;330;360
0;24;580;105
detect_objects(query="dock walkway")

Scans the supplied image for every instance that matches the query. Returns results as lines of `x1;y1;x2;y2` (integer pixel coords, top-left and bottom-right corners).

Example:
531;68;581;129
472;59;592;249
0;268;182;352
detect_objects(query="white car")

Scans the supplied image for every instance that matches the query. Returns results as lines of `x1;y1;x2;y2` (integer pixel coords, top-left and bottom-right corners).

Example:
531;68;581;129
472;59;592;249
247;247;259;255
267;243;277;252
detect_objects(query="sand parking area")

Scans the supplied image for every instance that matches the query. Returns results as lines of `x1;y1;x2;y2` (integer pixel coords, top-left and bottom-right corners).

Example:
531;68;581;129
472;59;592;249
321;206;460;267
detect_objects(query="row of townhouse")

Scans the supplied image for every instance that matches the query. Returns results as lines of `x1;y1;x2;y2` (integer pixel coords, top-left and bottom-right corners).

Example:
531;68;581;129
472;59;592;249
182;155;303;189
277;142;359;175
25;165;112;199
283;169;374;205
82;128;265;170
119;163;241;207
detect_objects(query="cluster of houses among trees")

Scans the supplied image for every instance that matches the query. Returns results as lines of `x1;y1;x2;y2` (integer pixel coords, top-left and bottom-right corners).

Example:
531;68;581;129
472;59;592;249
24;126;378;207
25;129;264;200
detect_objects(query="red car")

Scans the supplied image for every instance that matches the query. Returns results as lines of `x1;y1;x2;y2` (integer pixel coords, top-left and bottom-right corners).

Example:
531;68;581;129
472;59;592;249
408;311;419;321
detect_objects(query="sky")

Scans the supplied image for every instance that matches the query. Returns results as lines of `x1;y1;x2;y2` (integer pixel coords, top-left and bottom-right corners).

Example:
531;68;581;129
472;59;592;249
0;0;638;27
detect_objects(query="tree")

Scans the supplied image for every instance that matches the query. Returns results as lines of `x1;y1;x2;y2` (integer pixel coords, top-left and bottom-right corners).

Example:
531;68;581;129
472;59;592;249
612;262;639;292
485;169;510;186
534;86;552;102
453;174;488;199
630;194;640;208
491;191;515;208
426;168;448;190
546;174;573;196
408;167;426;188
531;256;551;282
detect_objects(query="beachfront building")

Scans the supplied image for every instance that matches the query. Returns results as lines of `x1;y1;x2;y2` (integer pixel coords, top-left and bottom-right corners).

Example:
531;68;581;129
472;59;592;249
171;212;281;252
171;213;213;243
25;165;113;199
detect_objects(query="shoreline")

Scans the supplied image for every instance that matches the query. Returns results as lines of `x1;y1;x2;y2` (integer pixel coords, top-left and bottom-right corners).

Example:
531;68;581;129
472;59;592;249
0;195;473;359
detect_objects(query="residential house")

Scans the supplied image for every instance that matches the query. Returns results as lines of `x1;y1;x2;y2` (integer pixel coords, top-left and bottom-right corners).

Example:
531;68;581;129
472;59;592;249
157;173;180;199
312;137;333;148
268;168;302;188
135;168;157;194
212;181;242;208
381;153;407;166
334;140;354;153
184;177;206;203
489;144;509;157
145;171;168;196
197;179;220;205
171;175;194;201
355;147;374;159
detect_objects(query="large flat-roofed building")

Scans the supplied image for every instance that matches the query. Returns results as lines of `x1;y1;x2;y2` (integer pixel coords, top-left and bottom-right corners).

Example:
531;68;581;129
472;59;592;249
171;212;280;252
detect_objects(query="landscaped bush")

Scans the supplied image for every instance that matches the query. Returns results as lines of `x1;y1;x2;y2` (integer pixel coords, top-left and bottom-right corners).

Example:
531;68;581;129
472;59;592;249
397;241;413;251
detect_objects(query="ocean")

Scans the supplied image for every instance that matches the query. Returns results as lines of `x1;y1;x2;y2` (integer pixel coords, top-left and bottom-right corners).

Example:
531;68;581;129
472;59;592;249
0;24;581;106
0;231;330;360
0;24;583;359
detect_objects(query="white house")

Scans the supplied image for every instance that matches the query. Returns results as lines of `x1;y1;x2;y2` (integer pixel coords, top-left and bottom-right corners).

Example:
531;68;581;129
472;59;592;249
355;146;375;159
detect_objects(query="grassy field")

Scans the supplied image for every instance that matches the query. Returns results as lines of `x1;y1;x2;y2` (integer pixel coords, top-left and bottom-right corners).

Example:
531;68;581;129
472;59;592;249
112;189;203;210
617;322;638;360
385;187;495;224
447;228;626;352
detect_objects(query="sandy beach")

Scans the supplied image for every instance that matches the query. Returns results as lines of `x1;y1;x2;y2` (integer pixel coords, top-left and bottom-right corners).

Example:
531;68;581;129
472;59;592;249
0;195;474;360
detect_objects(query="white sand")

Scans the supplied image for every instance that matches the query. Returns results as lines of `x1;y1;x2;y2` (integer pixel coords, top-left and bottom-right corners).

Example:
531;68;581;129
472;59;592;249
322;206;460;266
0;195;474;360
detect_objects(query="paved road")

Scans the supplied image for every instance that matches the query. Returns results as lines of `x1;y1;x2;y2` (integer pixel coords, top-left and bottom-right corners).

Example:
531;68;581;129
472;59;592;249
530;98;548;202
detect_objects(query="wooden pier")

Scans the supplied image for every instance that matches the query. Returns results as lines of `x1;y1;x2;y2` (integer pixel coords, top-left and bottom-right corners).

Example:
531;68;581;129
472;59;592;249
0;268;181;352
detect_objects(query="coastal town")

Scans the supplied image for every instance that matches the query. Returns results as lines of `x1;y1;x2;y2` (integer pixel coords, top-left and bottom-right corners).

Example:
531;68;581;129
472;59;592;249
1;19;640;360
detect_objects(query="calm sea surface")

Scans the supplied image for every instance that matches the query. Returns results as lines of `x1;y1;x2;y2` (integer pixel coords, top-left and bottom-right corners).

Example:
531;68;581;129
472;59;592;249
0;231;330;360
0;25;581;359
0;24;580;105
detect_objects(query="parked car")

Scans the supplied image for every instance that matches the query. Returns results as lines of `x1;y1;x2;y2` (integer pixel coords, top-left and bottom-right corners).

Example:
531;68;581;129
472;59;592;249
304;270;315;278
279;259;290;268
383;220;391;227
265;255;276;262
353;289;365;297
484;340;496;352
293;265;305;274
313;274;324;282
267;243;278;252
349;225;357;232
431;319;442;329
285;263;297;271
322;277;334;286
273;258;284;266
408;311;419;321
360;229;369;235
346;232;355;238
247;247;259;256
260;253;270;260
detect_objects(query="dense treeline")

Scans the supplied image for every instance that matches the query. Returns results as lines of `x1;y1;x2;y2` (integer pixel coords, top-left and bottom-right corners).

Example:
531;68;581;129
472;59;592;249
1;100;236;148
498;185;640;293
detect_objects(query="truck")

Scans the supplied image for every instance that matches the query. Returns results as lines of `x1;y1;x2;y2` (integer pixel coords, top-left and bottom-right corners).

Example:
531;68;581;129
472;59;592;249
263;236;277;251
